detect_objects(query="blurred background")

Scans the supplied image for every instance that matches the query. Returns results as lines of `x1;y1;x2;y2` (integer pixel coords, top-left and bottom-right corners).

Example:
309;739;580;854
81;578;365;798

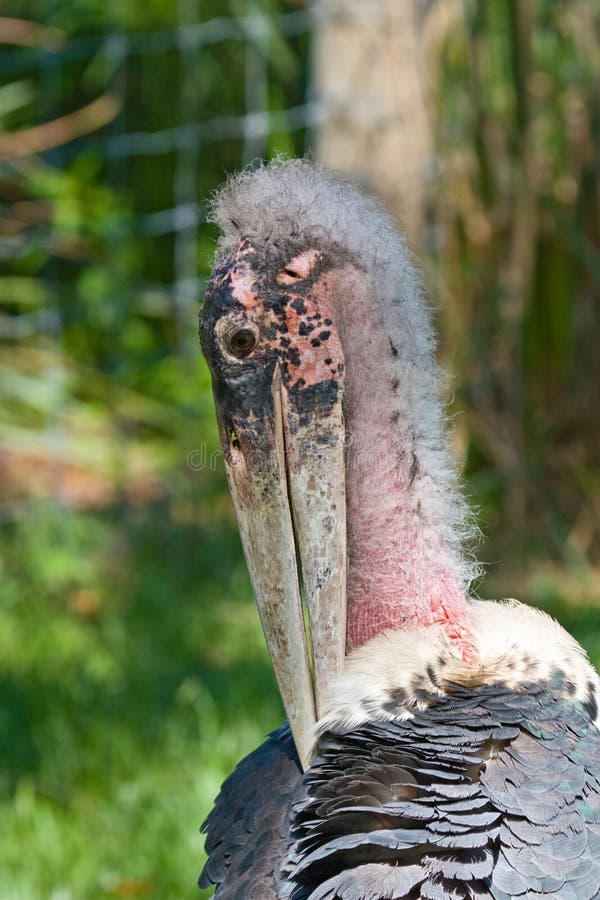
1;0;599;897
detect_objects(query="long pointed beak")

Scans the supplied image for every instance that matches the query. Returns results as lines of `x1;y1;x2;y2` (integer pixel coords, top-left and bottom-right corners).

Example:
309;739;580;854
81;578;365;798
215;366;346;769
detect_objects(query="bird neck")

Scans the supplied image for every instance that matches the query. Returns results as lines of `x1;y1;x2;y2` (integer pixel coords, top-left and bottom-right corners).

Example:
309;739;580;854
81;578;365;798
335;268;477;662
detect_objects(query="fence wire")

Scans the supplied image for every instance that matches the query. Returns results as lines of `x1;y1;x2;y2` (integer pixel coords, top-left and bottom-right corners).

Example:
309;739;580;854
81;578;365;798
0;9;316;314
0;7;323;510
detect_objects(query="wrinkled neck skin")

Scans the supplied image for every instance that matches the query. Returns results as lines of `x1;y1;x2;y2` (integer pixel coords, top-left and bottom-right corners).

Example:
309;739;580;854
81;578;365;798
328;267;477;664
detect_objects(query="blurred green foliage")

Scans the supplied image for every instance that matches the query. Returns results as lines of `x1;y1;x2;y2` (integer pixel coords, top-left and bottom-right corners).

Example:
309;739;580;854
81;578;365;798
429;0;600;566
0;499;283;898
0;1;599;898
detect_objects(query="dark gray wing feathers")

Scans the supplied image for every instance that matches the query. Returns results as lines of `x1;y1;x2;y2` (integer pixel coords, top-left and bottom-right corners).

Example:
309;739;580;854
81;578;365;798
285;684;600;899
201;686;600;899
200;725;302;898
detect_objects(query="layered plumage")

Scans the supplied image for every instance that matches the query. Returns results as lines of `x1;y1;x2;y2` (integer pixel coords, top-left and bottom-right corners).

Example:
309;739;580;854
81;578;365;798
201;605;600;898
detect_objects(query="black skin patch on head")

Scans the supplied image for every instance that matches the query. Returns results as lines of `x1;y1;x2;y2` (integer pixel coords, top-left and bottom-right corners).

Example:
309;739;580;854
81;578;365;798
323;318;332;326
310;338;321;348
291;298;306;315
299;321;315;336
286;346;301;366
318;330;331;341
207;358;280;466
286;378;340;429
199;260;283;445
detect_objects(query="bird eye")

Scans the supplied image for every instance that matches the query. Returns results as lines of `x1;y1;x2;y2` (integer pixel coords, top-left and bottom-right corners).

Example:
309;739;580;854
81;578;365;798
227;327;257;357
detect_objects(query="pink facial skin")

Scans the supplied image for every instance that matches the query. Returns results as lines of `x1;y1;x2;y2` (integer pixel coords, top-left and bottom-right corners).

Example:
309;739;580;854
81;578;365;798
219;239;345;393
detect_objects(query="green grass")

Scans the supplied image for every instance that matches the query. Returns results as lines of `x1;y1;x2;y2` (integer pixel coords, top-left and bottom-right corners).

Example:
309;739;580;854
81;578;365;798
0;499;283;899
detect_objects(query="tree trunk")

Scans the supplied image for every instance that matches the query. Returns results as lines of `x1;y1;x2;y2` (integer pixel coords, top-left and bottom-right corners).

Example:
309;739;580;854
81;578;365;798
312;0;433;248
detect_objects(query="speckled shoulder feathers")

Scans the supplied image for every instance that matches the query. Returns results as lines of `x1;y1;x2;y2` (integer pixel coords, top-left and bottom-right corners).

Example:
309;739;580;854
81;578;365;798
318;598;600;736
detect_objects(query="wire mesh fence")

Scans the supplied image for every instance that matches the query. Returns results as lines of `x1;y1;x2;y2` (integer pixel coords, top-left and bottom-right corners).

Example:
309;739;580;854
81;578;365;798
1;7;316;318
0;6;321;511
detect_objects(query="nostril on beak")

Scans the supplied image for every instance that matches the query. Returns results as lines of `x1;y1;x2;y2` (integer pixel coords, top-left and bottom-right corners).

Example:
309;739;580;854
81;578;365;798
229;429;245;467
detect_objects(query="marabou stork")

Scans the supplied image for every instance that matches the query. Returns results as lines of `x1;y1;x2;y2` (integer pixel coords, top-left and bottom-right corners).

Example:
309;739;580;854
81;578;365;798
199;159;600;898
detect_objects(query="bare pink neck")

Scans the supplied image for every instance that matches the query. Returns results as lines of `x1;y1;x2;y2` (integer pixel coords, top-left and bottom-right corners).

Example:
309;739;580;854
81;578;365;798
336;272;477;662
